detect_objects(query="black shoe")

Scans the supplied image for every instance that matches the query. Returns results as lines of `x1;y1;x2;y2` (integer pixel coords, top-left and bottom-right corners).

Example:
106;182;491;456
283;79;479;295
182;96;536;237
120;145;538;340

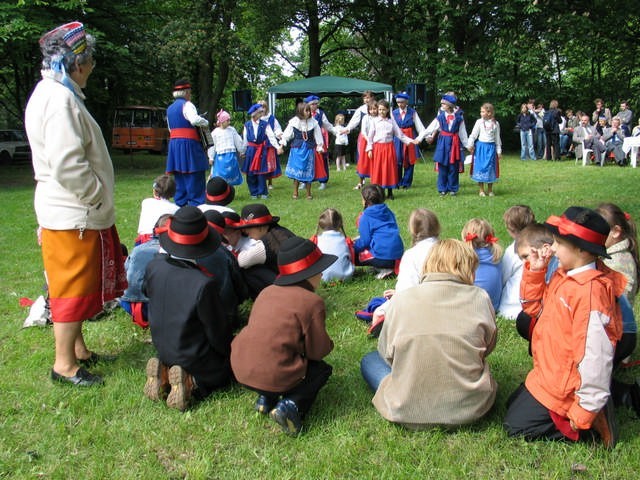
591;397;618;449
270;399;302;436
254;395;277;415
78;352;117;368
629;379;640;417
51;367;104;386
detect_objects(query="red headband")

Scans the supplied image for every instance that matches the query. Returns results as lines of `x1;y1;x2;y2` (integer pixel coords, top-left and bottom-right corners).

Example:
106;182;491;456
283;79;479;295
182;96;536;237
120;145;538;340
546;215;607;245
206;185;231;203
278;248;323;276
161;219;210;245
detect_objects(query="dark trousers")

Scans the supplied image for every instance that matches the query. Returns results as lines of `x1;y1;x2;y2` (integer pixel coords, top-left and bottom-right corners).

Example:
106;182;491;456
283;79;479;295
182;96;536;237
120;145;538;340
246;173;267;197
398;163;415;188
545;132;560;160
246;360;332;416
174;171;206;207
503;383;570;441
436;161;460;193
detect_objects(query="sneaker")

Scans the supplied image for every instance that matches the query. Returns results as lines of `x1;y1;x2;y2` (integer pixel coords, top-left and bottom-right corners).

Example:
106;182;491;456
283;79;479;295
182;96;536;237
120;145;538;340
270;399;302;436
144;357;169;402
375;268;394;280
318;183;327;190
298;182;306;190
254;394;277;415
166;365;194;412
488;192;495;197
268;184;274;190
449;192;456;197
479;191;486;197
591;397;618;448
439;191;446;197
353;183;363;190
260;194;268;199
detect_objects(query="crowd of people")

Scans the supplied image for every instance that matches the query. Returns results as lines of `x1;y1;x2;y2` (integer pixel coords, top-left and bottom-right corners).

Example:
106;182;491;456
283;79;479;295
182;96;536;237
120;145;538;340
516;98;637;165
25;21;640;447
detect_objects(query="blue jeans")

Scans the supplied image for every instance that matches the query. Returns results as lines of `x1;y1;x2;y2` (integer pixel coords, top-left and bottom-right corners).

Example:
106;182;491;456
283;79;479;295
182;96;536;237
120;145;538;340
519;129;535;160
360;351;391;391
534;128;546;159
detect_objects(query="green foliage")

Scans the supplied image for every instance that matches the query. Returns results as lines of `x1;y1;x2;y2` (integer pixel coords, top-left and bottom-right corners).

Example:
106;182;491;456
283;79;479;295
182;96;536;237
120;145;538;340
1;153;640;477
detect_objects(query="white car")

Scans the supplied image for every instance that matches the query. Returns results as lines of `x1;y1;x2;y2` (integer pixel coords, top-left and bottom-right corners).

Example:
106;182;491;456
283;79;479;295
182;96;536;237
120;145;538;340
0;130;31;164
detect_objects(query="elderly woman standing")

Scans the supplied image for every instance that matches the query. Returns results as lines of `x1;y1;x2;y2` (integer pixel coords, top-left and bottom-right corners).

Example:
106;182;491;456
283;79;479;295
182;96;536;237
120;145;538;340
25;22;126;386
360;239;497;429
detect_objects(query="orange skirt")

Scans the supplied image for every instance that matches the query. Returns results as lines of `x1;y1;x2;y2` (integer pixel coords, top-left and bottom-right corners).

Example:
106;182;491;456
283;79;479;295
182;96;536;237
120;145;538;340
41;226;126;323
369;142;398;188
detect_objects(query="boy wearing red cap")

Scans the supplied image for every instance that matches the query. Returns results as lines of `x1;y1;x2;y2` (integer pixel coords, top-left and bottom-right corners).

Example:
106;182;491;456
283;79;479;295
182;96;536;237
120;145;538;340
504;206;626;448
231;236;337;436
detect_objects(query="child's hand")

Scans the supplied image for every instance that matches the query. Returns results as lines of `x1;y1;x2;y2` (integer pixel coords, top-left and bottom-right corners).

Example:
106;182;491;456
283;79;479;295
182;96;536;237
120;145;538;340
426;136;434;144
528;246;551;271
277;147;284;155
367;151;373;159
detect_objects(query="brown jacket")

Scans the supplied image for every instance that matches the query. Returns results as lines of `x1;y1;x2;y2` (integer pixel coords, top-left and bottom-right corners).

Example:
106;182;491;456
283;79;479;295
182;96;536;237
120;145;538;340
231;284;333;392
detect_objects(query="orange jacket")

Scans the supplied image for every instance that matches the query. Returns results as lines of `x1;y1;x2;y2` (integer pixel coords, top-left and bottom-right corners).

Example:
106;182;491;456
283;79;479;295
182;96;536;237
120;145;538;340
520;260;625;430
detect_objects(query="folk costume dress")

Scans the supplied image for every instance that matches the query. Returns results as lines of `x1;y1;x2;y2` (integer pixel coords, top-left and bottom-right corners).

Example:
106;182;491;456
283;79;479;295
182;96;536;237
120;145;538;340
311;108;336;183
208;125;245;186
419;108;469;194
393;106;425;188
241;118;280;197
345;103;373;179
366;117;414;189
468;118;501;184
166;98;209;206
262;113;283;180
282;117;325;183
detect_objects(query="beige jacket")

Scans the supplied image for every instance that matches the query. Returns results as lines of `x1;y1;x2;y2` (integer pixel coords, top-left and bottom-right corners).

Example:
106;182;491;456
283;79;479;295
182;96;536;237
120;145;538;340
25;71;115;230
373;272;497;429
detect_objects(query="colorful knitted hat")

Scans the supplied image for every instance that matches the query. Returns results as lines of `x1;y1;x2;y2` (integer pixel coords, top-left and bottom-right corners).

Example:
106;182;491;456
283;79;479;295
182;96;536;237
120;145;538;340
39;21;87;54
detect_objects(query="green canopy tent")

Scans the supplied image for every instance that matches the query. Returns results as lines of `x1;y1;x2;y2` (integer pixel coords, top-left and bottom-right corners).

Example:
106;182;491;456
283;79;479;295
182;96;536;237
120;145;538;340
267;75;393;116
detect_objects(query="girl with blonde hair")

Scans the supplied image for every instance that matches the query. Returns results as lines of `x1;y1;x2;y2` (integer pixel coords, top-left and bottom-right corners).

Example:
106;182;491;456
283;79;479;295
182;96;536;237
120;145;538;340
462;218;503;310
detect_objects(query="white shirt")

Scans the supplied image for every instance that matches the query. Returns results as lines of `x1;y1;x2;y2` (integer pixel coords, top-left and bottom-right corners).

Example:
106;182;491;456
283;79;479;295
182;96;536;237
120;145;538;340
467;118;502;154
498;242;523;320
366;117;412;151
181;101;209;128
137;198;179;235
281;117;324;151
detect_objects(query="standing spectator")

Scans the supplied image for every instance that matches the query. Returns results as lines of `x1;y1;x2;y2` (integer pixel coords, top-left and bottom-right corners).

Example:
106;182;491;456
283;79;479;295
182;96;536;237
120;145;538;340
592;98;612;125
166;79;210;207
392;92;425;189
544;100;561;161
25;21;127;386
516;103;537;160
616;101;633;136
533;103;546;160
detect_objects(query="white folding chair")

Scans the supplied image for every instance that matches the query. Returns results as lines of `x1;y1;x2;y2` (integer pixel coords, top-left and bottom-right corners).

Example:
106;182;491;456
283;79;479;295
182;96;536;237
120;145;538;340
580;140;592;166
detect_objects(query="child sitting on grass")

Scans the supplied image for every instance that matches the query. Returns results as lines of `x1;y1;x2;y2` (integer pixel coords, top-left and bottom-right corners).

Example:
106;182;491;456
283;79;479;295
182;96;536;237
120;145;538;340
353;184;404;279
311;208;355;282
231;237;337;436
504;206;626;448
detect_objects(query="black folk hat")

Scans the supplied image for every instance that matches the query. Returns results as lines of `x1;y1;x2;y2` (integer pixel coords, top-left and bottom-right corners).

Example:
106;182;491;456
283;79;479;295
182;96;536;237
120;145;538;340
274;236;337;286
203;209;226;235
159;206;221;259
234;204;280;229
544;206;610;258
205;176;235;206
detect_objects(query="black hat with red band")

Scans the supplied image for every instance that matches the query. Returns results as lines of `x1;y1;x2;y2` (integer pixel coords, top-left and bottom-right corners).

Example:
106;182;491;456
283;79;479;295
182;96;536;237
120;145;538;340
234;204;280;229
205;177;235;206
159;206;220;259
544;206;610;258
274;236;337;286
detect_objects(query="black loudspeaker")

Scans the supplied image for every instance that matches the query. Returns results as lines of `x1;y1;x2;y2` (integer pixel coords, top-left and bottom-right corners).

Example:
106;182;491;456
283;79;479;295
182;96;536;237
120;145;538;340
406;83;426;106
232;89;253;112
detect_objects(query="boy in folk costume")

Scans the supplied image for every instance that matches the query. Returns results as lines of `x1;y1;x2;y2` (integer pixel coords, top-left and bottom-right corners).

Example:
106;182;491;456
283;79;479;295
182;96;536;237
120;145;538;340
231;236;337;436
504;207;626;448
392;92;426;189
416;93;468;196
241;103;282;199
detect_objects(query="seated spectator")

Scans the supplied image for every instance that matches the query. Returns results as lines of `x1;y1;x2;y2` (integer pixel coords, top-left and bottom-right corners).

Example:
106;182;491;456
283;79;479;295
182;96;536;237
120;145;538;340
233;204;296;298
462;218;503;311
198;176;235;214
311;208;355;282
231;237;337;436
360;239;497;429
499;205;536;320
560;109;578;156
135;175;179;245
120;214;171;328
573;114;605;162
143;206;233;411
602;117;627;165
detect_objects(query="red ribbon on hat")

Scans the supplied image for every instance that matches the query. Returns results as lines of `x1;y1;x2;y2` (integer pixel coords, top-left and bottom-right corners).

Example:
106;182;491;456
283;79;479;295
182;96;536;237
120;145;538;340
278;247;323;276
240;214;273;227
207;221;225;235
464;232;478;242
206;185;231;203
159;218;210;245
546;215;607;245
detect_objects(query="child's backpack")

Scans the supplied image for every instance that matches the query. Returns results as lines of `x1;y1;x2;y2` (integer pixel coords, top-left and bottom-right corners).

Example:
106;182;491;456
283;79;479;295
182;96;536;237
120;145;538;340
543;110;556;132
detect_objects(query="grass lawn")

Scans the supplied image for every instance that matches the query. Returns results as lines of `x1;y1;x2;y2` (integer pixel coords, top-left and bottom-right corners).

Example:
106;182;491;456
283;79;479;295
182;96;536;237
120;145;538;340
1;152;639;479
